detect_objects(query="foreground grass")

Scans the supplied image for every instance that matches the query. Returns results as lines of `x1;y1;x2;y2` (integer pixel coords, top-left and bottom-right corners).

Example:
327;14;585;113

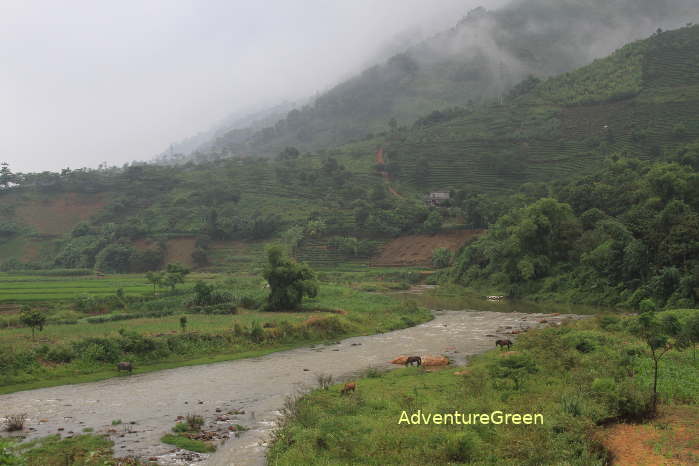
2;434;123;466
160;434;215;453
268;310;699;465
0;283;431;394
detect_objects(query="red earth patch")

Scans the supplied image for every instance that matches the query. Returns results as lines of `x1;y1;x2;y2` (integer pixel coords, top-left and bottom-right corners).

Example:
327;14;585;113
371;230;484;267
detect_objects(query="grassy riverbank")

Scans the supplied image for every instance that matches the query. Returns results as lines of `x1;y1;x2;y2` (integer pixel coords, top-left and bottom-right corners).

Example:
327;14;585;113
0;434;120;465
268;310;699;465
0;283;431;394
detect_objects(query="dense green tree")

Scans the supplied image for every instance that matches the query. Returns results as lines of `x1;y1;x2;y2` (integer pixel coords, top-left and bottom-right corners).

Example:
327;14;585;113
19;307;47;341
145;271;164;293
0;162;15;188
263;246;318;311
95;244;134;273
162;263;190;292
422;210;443;235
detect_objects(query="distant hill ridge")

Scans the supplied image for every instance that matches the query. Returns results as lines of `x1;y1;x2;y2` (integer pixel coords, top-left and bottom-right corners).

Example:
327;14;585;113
2;24;699;271
383;24;699;193
178;0;699;161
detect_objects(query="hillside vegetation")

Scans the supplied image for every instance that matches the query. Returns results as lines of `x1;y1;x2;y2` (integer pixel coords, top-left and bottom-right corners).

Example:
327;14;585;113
188;0;698;160
451;146;699;309
385;25;699;193
1;26;699;313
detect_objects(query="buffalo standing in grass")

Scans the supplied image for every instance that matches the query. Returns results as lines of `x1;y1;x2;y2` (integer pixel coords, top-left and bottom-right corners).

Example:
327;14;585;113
341;382;356;395
117;362;133;374
405;356;422;367
495;339;513;350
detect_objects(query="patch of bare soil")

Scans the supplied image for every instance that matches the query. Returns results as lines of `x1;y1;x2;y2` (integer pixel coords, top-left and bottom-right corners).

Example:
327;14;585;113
0;304;21;314
132;239;154;251
16;193;106;236
603;406;699;465
20;239;47;262
372;230;485;266
164;237;197;267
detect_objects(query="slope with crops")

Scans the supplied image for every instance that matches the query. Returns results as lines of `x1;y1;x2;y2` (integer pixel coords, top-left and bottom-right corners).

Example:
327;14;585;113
384;25;699;194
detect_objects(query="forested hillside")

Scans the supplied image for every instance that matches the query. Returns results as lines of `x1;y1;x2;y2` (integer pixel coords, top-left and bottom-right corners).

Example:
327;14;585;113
384;24;699;193
1;24;699;312
451;147;699;308
192;0;698;159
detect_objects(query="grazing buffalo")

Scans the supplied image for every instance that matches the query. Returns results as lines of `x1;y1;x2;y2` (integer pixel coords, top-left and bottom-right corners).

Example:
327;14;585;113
495;339;513;350
340;382;356;395
117;361;133;373
405;356;422;367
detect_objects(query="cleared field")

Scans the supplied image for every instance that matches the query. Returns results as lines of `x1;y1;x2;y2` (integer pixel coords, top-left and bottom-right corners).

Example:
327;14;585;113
371;230;484;266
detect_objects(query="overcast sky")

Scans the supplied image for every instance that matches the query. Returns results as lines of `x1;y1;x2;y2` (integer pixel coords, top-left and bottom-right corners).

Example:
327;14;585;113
1;0;504;173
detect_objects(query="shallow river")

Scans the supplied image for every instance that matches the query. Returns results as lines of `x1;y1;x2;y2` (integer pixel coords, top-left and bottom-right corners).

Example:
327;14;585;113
0;310;582;465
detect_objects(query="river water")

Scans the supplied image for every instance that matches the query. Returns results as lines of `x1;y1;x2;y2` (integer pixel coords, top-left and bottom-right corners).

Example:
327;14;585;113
0;310;583;465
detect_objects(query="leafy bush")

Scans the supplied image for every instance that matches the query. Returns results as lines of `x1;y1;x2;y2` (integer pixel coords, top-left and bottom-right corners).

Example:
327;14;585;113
185;414;205;431
73;294;99;313
189;281;233;306
188;304;238;315
444;432;481;462
45;346;76;364
72;338;121;363
263;246;317;311
431;248;453;268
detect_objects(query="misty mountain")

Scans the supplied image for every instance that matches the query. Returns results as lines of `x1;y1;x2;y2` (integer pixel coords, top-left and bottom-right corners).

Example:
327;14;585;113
174;0;698;160
154;100;299;164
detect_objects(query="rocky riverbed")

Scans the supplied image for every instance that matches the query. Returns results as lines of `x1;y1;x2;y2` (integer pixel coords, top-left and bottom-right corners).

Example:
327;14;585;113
0;310;584;465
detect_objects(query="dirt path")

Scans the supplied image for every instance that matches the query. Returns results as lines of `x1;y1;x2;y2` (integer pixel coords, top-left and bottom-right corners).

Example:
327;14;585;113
603;406;699;465
375;148;403;199
0;311;582;465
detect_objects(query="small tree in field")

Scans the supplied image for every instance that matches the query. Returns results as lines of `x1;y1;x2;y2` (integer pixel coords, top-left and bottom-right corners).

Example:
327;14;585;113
179;316;188;333
263;245;318;311
146;271;163;293
19;307;47;341
631;301;673;413
162;263;190;292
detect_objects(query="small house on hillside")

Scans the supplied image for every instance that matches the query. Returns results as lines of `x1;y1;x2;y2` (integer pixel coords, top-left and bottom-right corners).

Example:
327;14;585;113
425;190;450;207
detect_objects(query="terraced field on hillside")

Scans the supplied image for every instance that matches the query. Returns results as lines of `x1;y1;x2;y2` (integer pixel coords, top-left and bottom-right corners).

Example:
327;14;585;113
295;238;386;269
0;273;152;303
385;26;699;193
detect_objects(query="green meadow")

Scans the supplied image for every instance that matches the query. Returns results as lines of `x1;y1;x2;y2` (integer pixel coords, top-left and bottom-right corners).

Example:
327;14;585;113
0;270;431;393
268;310;699;465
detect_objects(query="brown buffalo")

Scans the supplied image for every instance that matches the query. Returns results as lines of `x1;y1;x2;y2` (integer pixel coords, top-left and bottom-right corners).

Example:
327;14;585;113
405;356;422;367
340;382;356;395
495;339;513;350
117;361;133;373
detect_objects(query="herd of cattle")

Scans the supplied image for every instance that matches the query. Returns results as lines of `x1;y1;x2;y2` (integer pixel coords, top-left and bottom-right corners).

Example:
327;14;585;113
114;337;516;403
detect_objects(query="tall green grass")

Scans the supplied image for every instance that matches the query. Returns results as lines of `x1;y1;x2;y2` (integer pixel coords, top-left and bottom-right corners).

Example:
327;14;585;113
268;312;699;465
